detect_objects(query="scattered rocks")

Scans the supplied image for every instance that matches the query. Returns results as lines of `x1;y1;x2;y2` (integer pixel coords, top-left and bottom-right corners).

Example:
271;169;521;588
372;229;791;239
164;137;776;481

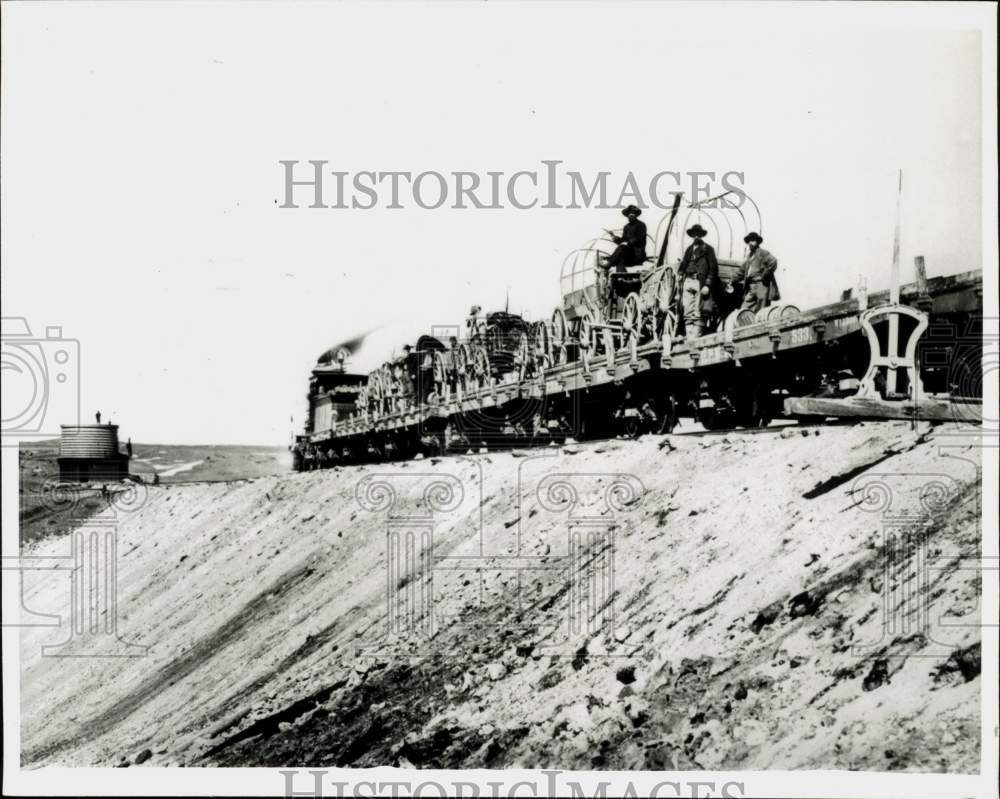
750;600;783;634
486;663;506;681
613;625;633;644
933;642;981;684
134;748;152;765
789;590;823;618
538;668;563;690
616;665;636;685
862;658;890;691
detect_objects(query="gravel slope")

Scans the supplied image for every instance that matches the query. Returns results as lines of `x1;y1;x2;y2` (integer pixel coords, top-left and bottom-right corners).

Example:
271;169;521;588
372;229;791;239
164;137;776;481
19;422;982;771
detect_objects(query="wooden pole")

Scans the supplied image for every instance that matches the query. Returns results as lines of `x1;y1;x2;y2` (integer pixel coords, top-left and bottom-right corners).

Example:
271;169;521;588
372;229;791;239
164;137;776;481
914;255;927;293
890;170;902;305
914;255;934;312
887;170;903;394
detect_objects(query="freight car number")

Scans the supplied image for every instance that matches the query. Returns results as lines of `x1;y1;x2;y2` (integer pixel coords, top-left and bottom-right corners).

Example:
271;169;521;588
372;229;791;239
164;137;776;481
788;327;815;346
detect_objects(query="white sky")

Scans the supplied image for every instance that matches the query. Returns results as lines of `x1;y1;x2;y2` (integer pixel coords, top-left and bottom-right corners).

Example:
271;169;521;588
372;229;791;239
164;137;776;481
1;2;992;445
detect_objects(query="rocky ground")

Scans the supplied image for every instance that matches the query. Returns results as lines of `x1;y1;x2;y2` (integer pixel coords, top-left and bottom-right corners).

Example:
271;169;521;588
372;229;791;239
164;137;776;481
19;421;982;771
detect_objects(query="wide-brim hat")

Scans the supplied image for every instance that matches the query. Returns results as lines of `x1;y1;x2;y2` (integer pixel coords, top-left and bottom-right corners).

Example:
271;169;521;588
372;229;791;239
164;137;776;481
622;204;642;217
687;224;708;238
744;232;763;244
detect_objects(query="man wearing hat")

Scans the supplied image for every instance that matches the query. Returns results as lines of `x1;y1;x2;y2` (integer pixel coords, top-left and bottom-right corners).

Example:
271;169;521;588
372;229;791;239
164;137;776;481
737;232;780;312
602;205;648;272
677;223;719;338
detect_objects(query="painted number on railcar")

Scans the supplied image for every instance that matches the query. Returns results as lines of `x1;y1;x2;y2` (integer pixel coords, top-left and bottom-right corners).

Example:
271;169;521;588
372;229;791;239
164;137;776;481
787;326;814;346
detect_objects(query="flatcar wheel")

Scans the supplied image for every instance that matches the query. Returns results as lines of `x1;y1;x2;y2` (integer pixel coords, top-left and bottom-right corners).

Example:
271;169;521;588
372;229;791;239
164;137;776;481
698;407;727;431
659;394;679;434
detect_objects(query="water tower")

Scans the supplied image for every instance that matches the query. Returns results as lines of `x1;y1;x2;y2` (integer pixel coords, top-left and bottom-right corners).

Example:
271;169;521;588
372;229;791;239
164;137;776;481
57;424;130;482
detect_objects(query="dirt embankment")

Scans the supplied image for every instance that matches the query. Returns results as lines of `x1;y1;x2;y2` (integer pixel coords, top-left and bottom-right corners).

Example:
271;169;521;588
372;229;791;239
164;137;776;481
19;422;982;771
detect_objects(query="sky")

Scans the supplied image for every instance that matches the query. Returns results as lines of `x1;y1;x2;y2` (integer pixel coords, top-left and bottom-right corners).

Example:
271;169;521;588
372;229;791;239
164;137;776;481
1;1;993;445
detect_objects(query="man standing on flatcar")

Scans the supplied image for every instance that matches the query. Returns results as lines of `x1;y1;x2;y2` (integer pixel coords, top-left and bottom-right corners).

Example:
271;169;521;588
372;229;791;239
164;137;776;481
737;232;780;313
677;223;719;338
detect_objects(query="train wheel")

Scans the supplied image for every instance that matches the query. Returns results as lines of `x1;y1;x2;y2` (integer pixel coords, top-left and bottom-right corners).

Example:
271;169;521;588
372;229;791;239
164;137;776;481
698;407;724;431
736;383;773;428
659;393;679;434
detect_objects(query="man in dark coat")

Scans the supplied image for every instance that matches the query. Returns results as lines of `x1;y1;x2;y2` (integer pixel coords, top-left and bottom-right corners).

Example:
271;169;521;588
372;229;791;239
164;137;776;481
677;223;719;338
602;205;647;272
736;232;780;313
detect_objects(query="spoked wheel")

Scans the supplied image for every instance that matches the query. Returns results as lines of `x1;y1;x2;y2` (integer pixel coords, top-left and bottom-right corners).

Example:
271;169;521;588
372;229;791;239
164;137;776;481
551;308;569;365
578;312;594;370
455;343;471;395
367;373;383;419
472;346;491;389
620;291;642;354
514;331;531;380
532;320;551;374
656;307;678;361
432;351;448;400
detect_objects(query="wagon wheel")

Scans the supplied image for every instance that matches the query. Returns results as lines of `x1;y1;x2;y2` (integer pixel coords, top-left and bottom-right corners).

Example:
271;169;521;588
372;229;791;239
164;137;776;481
551;308;569;366
455;343;471;394
514;331;531;380
621;292;641;350
382;365;395;412
472;345;492;388
653;306;678;364
532;320;551;372
432;351;448;400
657;267;678;312
578;312;595;372
367;373;382;417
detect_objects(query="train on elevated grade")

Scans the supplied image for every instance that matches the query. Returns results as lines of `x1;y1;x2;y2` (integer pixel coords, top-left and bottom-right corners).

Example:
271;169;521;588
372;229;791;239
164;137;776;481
293;198;984;469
